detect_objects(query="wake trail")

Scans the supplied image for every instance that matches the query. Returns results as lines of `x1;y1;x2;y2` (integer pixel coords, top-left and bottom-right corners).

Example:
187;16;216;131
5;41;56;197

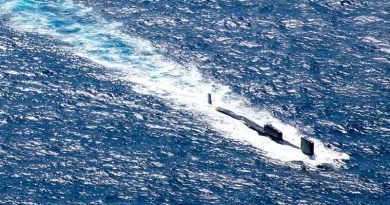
0;0;349;167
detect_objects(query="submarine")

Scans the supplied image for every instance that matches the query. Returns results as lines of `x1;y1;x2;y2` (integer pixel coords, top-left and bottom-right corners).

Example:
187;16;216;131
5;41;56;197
208;93;314;156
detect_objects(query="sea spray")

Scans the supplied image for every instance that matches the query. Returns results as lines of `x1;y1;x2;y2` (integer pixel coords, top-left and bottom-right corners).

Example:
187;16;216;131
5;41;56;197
0;0;349;167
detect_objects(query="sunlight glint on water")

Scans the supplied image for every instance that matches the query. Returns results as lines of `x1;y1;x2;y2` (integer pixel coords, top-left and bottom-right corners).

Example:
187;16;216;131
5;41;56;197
0;0;349;167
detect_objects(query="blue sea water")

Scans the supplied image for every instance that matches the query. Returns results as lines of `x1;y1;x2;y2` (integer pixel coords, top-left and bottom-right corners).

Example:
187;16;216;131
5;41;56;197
0;0;389;204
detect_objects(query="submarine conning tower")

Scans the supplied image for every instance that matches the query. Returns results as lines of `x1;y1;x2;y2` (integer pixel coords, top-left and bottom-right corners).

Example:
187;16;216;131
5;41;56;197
207;93;315;156
301;137;314;156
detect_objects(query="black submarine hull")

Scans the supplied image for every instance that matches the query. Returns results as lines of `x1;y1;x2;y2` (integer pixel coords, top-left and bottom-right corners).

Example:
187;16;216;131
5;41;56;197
210;94;314;156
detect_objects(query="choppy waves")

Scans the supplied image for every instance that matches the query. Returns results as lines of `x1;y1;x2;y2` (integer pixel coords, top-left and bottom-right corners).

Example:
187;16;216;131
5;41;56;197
0;0;351;167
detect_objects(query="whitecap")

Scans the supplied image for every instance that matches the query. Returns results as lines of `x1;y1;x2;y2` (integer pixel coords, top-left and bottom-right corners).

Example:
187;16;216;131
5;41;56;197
0;0;350;167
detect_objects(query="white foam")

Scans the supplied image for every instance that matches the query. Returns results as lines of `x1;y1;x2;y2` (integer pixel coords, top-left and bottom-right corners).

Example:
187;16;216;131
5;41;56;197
5;70;20;75
354;16;383;25
379;48;390;54
0;0;349;167
362;36;390;54
0;119;7;126
282;19;303;29
0;0;17;13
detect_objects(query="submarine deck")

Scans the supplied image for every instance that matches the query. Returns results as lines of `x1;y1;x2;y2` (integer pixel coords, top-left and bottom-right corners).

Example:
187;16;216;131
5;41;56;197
216;107;299;149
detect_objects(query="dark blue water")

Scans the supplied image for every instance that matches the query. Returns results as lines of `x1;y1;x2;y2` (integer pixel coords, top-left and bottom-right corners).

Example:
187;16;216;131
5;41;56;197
0;0;389;204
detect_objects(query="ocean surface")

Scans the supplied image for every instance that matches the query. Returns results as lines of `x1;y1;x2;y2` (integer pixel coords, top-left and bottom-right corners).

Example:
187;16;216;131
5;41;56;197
0;0;389;204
